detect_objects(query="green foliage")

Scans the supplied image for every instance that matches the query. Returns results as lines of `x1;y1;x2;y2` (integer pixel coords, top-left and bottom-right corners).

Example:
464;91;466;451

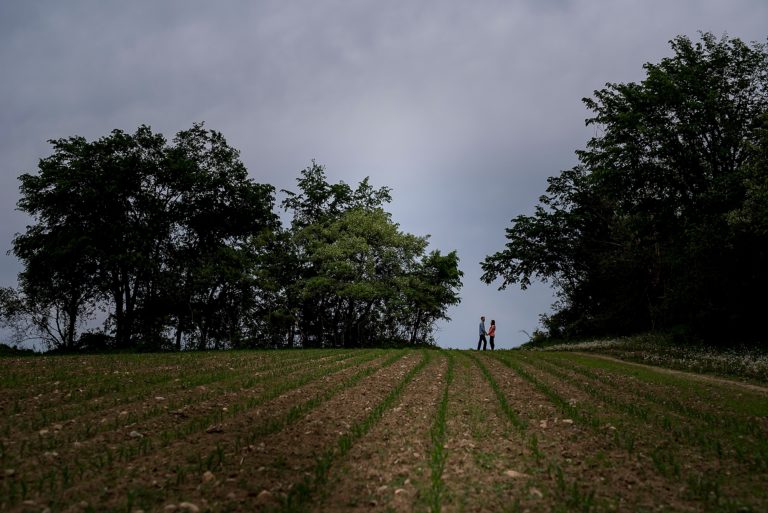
8;123;278;351
3;134;461;351
483;33;768;345
0;343;36;356
276;162;463;348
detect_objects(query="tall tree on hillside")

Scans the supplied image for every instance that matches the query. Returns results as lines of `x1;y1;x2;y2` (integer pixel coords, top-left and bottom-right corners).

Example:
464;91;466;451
11;124;277;350
298;207;428;347
163;125;278;349
282;164;392;347
280;163;462;347
482;33;768;342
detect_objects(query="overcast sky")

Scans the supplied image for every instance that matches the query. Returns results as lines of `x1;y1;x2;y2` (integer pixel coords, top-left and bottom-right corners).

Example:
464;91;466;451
1;1;766;349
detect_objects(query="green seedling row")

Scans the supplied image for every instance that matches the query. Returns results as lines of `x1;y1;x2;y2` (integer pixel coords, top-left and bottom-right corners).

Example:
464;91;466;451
111;350;411;513
278;350;431;513
469;353;601;513
542;352;768;417
3;349;333;430
1;350;765;513
466;352;527;430
495;352;766;512
1;350;360;469
1;350;277;404
425;352;454;513
541;352;767;439
530;354;768;471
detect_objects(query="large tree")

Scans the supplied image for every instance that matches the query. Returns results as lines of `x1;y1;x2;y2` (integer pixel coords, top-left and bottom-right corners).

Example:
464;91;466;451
11;123;277;350
482;33;768;343
161;125;278;350
279;163;463;347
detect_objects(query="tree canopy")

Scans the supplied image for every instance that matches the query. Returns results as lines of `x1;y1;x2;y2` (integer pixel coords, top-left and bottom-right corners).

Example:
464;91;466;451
275;163;462;348
2;134;462;351
482;33;768;344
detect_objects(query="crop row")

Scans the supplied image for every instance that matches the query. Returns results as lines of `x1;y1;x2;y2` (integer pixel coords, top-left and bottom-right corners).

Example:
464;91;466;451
2;350;766;513
488;351;767;512
1;350;335;428
0;350;389;509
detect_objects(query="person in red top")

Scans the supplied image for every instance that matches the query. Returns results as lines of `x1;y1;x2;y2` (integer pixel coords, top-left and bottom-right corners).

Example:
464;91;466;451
488;320;496;350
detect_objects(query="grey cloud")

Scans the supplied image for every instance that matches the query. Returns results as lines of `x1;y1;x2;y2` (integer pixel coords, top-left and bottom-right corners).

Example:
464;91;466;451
1;0;766;348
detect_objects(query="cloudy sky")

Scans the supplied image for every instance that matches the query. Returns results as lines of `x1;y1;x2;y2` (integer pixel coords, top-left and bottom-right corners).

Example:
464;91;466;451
1;1;766;349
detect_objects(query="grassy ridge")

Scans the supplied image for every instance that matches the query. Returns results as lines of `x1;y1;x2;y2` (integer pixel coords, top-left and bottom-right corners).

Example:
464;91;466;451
525;334;768;383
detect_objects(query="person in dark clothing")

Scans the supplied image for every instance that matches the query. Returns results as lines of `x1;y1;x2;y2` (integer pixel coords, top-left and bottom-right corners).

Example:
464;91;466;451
477;316;487;350
488;319;496;350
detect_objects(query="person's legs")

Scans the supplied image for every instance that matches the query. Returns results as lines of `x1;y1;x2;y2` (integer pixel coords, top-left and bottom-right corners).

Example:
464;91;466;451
490;336;495;350
481;334;487;350
477;335;482;350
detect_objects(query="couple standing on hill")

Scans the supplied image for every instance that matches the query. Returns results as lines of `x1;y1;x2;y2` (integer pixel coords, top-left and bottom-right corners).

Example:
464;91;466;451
477;316;495;350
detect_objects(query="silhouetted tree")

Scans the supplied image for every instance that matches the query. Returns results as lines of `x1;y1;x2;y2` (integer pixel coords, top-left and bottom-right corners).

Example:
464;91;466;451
11;124;277;350
483;33;768;344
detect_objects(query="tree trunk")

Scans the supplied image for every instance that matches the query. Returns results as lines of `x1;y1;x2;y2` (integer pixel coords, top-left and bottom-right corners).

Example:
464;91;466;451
410;309;423;345
123;271;135;349
65;299;78;350
112;274;125;349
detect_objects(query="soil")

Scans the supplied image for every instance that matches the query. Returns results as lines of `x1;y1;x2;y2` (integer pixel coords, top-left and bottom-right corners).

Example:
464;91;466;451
311;353;448;512
499;352;767;511
1;351;365;494
1;349;766;513
479;353;703;512
439;354;535;513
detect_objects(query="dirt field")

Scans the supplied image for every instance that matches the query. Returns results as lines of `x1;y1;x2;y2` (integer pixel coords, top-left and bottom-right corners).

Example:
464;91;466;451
1;349;766;512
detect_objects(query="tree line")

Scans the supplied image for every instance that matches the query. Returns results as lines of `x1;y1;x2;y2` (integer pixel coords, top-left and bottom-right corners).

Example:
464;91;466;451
0;125;462;351
483;33;768;346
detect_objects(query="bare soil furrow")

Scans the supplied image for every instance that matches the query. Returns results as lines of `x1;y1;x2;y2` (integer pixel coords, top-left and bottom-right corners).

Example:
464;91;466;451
311;352;448;513
1;350;358;459
546;352;768;416
0;351;280;407
0;350;338;431
439;353;533;513
37;350;408;513
540;352;768;438
532;353;768;467
478;353;698;512
1;349;766;513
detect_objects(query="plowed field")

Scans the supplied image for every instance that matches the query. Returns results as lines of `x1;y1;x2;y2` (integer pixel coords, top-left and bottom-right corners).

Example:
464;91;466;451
1;349;766;512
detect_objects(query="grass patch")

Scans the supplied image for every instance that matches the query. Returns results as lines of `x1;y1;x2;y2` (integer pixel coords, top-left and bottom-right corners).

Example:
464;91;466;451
530;335;768;383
